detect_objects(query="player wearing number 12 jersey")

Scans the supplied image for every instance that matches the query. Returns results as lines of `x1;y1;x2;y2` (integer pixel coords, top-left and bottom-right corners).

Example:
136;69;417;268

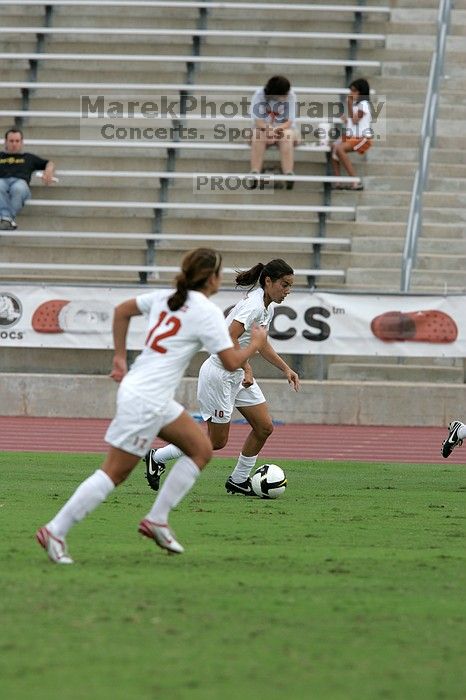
36;248;266;562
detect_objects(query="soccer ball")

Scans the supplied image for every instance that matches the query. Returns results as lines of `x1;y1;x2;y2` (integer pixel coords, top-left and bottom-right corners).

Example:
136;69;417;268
251;464;287;499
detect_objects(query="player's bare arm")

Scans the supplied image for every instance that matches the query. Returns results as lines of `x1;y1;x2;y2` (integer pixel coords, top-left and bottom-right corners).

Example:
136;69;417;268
110;299;142;382
259;340;300;391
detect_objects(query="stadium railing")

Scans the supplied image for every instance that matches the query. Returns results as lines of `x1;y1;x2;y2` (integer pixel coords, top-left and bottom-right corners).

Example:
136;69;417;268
0;261;346;285
6;1;390;17
30;170;359;186
0;52;381;72
0;110;346;131
0;81;367;96
19;138;333;154
25;200;355;215
1;230;351;246
0;27;385;43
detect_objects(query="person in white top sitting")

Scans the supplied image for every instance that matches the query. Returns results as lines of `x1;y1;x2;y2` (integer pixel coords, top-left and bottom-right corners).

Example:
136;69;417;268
249;75;299;190
331;78;373;191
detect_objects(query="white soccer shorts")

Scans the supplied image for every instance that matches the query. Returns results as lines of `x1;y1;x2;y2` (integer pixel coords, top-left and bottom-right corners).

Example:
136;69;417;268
105;387;184;457
197;358;266;424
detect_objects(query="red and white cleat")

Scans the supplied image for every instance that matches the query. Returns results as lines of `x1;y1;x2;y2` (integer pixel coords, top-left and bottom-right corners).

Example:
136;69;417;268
36;526;74;564
138;519;184;554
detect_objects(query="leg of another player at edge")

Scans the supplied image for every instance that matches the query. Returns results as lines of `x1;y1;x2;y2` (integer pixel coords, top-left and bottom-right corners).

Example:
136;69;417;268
145;412;212;524
229;403;274;483
152;442;184;463
152;419;231;465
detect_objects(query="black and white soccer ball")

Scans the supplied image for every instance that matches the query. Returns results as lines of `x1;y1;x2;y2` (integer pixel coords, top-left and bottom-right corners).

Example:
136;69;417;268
251;464;287;499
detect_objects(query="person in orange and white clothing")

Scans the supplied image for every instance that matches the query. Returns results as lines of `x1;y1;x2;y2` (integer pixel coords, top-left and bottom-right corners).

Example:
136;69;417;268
331;78;373;191
36;248;267;563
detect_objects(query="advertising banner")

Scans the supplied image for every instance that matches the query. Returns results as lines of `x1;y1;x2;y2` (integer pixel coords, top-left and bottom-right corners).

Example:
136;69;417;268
1;285;465;357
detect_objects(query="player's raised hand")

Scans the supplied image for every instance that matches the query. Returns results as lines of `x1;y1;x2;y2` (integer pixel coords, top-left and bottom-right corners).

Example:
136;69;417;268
242;363;254;388
110;355;128;383
285;368;300;392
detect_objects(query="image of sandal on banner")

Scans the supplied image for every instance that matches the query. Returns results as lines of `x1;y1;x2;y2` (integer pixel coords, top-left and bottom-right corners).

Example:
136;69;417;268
32;300;113;334
371;310;458;344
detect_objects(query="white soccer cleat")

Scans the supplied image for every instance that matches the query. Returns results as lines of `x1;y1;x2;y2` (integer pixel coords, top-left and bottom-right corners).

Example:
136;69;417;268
36;526;74;564
138;518;184;554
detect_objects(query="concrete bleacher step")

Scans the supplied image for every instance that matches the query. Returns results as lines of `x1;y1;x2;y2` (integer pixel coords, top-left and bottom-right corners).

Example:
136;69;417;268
37;67;189;83
345;267;401;291
410;272;466;293
326;220;407;238
422;207;466;224
18;216;156;234
161;216;323;237
356;206;409;223
39;39;195;54
328;363;464;384
414;252;466;272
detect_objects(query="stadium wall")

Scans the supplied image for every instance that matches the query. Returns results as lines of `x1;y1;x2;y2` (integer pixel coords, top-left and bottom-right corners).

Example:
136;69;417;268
2;373;466;427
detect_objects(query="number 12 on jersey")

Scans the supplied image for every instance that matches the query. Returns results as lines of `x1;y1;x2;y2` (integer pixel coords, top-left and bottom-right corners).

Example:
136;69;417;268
146;311;181;353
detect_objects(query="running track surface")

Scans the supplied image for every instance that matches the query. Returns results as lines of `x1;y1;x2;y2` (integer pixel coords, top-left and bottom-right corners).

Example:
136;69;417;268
1;416;464;464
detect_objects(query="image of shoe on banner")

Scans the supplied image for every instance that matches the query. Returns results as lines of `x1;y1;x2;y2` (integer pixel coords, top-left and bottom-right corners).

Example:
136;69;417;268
371;310;458;344
31;299;113;334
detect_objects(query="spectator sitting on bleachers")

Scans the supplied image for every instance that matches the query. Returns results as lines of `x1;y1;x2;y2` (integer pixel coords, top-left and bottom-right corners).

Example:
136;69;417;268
331;78;372;191
249;75;298;190
0;128;56;230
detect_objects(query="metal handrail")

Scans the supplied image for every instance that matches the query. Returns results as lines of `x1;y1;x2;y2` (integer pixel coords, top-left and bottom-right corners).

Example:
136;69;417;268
400;0;451;292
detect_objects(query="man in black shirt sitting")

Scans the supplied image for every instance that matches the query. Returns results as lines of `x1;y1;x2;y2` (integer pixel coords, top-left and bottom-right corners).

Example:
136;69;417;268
0;128;56;230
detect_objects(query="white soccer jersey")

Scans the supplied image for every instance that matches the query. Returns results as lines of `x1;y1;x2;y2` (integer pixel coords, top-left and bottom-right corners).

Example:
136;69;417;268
211;287;273;367
121;289;233;409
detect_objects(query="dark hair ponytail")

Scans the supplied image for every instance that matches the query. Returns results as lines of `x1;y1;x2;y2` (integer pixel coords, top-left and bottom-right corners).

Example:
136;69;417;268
235;262;265;288
235;258;294;290
168;247;222;311
168;273;190;312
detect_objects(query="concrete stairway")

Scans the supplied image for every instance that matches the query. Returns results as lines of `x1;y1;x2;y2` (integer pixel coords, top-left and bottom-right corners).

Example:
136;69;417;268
411;0;466;293
324;0;466;383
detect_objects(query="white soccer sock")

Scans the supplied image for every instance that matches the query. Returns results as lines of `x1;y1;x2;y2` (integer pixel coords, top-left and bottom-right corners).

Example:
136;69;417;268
153;443;184;463
47;469;115;539
230;453;258;484
458;423;466;440
147;456;200;524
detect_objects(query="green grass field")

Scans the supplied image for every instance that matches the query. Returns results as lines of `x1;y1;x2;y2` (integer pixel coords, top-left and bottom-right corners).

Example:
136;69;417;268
1;452;465;700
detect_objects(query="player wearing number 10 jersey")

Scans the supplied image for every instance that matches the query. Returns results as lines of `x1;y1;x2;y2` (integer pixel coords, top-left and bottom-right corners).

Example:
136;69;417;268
146;258;300;496
36;248;267;562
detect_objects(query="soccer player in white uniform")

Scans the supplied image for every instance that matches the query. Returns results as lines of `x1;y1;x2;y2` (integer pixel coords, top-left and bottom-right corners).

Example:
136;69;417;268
36;248;267;563
441;420;466;458
145;258;300;496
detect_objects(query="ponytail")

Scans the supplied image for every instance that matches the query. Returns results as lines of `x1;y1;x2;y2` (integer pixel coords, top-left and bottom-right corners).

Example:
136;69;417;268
235;263;265;288
236;258;294;290
168;248;222;311
168;273;189;311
